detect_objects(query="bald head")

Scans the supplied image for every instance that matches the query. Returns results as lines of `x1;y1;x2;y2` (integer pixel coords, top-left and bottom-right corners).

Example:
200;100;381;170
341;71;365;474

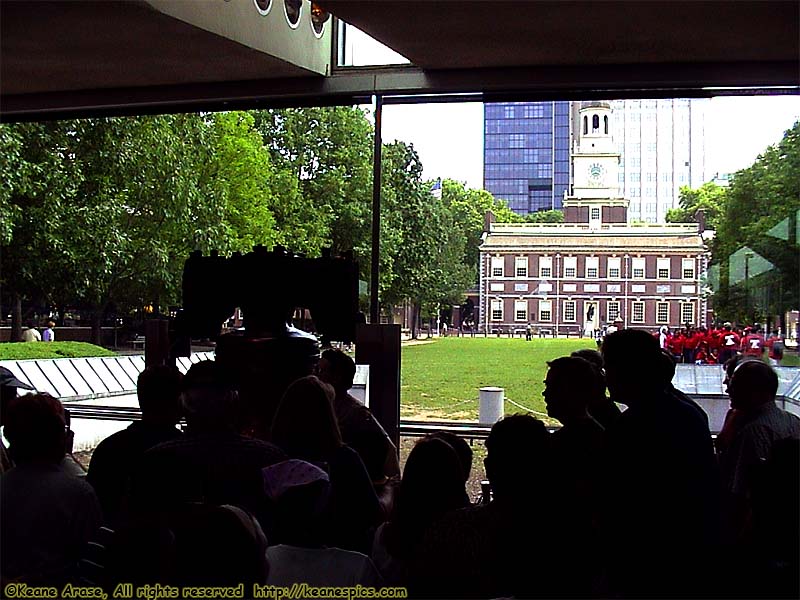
729;360;779;411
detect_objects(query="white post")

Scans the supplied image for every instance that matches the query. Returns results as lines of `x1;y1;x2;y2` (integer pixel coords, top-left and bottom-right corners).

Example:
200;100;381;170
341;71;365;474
479;387;504;424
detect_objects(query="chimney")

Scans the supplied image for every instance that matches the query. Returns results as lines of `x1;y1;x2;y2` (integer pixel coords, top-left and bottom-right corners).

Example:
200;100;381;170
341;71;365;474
694;209;706;233
484;210;496;233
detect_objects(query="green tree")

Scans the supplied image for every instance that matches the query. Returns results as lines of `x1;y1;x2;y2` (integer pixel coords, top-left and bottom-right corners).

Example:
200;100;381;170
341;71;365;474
524;209;564;223
712;120;800;325
665;182;726;229
0;121;83;340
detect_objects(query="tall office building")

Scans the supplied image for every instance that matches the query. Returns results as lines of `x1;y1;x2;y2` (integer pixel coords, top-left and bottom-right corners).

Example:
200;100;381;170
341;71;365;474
608;98;708;223
483;101;571;215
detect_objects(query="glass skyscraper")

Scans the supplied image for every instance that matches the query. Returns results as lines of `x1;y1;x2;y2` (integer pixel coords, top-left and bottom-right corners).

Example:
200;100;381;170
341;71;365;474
483;101;571;215
610;98;707;223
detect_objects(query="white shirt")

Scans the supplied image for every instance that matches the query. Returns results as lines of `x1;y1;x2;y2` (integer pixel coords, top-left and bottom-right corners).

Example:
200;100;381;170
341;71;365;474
22;328;41;342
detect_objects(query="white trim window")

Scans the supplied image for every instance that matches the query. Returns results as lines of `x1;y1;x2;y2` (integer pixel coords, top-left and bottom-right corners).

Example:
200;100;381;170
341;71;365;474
631;301;645;323
491;256;504;277
607;301;621;323
607;257;621;279
539;300;552;322
632;257;646;279
656;302;669;324
657;257;671;279
515;256;528;278
681;302;694;325
682;258;695;279
586;256;599;279
491;299;503;321
538;256;552;278
514;300;528;321
563;256;577;278
563;300;576;322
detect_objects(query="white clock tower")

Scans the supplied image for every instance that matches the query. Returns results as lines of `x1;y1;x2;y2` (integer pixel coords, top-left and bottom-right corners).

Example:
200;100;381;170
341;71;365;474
564;101;629;228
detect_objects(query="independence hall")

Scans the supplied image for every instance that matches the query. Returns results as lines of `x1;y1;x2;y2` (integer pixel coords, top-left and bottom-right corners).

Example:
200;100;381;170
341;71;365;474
479;101;710;335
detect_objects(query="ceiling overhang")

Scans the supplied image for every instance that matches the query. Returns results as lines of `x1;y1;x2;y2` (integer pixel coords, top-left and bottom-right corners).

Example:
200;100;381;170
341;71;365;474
1;0;798;121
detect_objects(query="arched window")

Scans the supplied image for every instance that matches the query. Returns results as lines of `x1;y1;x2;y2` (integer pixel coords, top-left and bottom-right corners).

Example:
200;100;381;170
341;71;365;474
583;116;587;135
604;115;608;134
592;115;600;131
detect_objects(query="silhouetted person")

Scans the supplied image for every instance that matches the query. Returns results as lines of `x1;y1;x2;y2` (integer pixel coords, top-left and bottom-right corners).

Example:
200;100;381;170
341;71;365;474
429;431;473;485
718;360;800;544
372;437;469;585
88;365;183;526
543;356;606;597
1;366;35;474
1;393;102;584
105;502;268;588
317;349;400;478
411;415;552;598
602;328;718;598
131;361;285;525
746;438;799;599
571;348;621;429
271;375;381;553
264;459;382;587
659;348;709;427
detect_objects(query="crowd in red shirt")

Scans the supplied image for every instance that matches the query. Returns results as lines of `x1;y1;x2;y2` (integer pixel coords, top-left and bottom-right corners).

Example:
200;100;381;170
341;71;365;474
656;323;785;365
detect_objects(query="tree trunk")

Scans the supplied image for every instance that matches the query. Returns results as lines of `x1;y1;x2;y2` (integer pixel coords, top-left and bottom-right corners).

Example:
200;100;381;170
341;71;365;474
410;301;420;340
10;292;22;342
91;305;106;346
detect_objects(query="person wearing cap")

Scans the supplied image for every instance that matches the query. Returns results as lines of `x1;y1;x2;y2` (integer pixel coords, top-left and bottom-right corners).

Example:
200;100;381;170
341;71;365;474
263;459;382;588
87;365;184;526
1;366;36;473
131;360;285;525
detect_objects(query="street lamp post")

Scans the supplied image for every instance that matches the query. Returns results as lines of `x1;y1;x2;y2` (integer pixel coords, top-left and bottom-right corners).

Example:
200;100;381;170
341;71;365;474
745;252;753;324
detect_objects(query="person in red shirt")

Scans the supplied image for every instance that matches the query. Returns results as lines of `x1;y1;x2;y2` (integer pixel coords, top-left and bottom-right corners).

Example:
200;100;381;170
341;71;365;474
764;331;785;366
708;327;722;353
684;328;700;364
741;327;765;358
671;331;686;363
719;324;740;364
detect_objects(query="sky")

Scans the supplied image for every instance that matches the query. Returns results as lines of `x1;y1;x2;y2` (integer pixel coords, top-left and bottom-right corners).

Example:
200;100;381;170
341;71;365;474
379;97;800;190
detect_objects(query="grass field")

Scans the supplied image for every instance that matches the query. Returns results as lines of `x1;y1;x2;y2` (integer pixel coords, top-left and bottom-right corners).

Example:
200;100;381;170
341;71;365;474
400;337;596;423
0;341;116;360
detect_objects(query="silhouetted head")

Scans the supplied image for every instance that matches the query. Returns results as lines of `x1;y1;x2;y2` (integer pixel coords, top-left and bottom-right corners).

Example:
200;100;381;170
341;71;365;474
728;360;779;411
4;393;66;465
389;437;468;558
602;329;664;406
138;365;183;426
0;367;35;426
270;375;342;462
181;360;239;433
429;431;473;483
484;414;548;502
317;349;356;394
263;459;331;547
543;356;597;425
723;354;754;396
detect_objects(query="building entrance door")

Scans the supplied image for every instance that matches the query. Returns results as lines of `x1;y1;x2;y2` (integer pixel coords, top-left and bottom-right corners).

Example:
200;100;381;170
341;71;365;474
584;301;599;336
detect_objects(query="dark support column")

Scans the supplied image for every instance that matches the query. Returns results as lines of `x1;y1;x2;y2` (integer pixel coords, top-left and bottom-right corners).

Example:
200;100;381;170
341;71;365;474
355;323;401;451
144;318;173;368
370;95;383;324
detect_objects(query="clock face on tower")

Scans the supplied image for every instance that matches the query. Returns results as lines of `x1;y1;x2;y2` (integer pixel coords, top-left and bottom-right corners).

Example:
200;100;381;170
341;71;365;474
588;162;606;181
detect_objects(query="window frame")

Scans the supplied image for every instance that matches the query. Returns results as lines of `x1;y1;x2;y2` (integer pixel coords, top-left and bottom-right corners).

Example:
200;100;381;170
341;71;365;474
490;299;503;321
538;256;552;279
607;301;621;323
631;301;645;323
563;300;576;322
681;302;694;325
491;256;504;277
657;257;671;279
632;257;646;279
656;302;669;324
515;256;528;278
514;299;528;322
682;258;695;280
539;300;552;322
563;256;577;278
607;257;621;279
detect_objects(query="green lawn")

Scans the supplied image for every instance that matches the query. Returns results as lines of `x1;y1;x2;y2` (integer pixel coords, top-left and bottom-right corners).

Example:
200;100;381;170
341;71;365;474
400;337;596;423
0;341;116;360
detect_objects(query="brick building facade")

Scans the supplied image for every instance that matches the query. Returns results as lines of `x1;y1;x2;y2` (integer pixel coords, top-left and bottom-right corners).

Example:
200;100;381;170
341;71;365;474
478;101;710;335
